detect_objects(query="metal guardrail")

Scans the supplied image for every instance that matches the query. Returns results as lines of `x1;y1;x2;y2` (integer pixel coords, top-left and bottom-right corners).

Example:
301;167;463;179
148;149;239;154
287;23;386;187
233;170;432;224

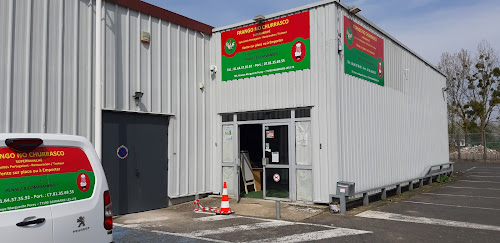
329;162;454;214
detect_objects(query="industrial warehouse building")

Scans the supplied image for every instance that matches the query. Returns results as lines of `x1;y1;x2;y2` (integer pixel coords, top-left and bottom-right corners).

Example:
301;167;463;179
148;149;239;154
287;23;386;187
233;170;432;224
0;0;448;215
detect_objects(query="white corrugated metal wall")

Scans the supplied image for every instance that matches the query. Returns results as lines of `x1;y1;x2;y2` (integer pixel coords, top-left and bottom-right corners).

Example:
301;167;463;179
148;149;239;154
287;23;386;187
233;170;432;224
210;1;448;203
338;9;448;193
0;0;214;200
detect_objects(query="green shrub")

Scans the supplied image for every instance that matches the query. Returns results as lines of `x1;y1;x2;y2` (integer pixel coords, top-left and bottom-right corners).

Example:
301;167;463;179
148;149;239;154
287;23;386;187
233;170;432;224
437;174;451;183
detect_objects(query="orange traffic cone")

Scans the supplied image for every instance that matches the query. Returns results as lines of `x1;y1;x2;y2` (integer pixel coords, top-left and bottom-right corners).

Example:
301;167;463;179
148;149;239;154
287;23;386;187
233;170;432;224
217;182;234;215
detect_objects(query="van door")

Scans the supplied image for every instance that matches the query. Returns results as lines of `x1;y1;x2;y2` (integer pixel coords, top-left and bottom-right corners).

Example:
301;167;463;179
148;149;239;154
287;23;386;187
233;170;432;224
47;145;110;243
0;147;53;242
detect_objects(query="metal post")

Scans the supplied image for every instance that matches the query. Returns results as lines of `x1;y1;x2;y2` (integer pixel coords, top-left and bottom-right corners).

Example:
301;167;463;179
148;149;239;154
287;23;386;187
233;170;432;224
419;179;424;188
276;201;280;220
340;196;346;214
429;176;433;184
396;185;401;196
363;193;369;206
381;188;387;200
409;181;414;191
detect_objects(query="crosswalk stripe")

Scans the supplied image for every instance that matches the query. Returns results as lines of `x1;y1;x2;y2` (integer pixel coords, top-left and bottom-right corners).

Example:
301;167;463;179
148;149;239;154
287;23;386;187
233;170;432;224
246;228;372;243
195;215;237;222
181;220;295;237
357;210;500;231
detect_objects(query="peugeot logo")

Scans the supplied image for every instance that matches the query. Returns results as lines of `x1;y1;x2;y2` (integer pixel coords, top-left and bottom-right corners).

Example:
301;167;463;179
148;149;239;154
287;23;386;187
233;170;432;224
77;216;85;227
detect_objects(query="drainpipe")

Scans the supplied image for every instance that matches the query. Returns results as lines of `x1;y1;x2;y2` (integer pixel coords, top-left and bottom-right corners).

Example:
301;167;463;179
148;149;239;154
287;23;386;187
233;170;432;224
95;0;102;160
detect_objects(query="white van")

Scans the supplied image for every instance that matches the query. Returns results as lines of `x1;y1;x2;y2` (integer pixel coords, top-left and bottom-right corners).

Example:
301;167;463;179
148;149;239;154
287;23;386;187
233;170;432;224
0;134;113;242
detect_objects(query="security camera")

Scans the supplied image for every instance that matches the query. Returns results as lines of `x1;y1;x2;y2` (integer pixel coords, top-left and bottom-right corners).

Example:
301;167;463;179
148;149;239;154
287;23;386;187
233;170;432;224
210;65;217;74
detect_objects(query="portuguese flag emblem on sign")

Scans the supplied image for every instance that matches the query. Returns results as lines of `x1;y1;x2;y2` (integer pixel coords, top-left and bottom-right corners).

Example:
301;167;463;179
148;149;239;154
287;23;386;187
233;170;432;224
221;11;311;81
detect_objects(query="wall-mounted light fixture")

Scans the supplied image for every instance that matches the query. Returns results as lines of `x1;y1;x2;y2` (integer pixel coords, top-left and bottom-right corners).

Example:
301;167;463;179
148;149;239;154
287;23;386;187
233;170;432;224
253;14;265;22
141;31;150;44
349;6;361;14
210;65;217;74
133;91;143;107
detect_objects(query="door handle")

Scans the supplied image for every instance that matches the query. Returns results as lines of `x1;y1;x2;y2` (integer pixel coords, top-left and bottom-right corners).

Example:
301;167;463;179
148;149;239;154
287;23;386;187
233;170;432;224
136;169;140;177
16;218;45;227
262;158;268;166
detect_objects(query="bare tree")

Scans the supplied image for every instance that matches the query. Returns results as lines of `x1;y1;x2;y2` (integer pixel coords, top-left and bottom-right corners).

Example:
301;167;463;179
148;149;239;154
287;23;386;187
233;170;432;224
465;40;500;159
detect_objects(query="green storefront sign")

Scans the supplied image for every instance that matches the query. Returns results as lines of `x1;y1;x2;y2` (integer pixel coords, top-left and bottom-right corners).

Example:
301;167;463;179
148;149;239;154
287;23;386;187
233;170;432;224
344;16;384;86
221;12;311;81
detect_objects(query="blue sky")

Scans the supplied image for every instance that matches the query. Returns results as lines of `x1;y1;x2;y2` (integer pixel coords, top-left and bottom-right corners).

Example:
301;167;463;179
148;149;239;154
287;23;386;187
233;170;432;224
142;0;500;65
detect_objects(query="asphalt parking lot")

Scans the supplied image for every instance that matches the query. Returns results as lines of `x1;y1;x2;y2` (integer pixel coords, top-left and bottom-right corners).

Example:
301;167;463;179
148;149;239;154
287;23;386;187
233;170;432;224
114;161;500;242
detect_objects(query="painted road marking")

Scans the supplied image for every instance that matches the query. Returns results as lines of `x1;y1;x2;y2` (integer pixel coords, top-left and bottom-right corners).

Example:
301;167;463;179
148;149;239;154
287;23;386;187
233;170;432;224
357;210;500;231
247;228;372;243
469;172;500;175
194;215;237;222
459;180;500;184
465;167;476;172
402;201;500;211
422;192;500;199
118;213;371;242
180;221;295;237
468;175;500;178
445;186;500;191
150;230;230;243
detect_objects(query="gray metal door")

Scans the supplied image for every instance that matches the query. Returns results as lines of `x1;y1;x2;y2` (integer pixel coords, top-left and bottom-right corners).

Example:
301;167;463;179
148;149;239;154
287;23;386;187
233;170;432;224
102;111;169;215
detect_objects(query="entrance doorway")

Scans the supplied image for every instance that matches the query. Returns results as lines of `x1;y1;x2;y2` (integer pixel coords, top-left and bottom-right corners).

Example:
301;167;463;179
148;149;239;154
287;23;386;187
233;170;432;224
238;123;291;200
239;124;263;198
223;108;312;202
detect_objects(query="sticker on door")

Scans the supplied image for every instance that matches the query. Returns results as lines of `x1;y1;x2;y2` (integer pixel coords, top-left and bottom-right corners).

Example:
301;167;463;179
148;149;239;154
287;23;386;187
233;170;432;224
266;130;274;138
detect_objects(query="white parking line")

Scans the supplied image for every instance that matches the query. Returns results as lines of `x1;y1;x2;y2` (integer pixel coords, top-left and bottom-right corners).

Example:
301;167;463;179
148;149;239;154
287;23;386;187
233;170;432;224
422;192;500;199
194;215;237;222
470;171;500;173
402;201;500;211
465;167;476;172
357;210;500;231
468;175;500;178
445;186;500;191
247;228;372;243
459;180;500;184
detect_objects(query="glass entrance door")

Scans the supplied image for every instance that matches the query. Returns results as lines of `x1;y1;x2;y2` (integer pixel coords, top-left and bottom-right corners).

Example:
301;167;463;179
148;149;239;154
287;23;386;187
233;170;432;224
263;124;290;199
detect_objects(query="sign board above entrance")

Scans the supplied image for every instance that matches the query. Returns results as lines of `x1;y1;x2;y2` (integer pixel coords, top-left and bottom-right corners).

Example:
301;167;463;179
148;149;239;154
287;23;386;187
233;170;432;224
221;11;310;81
344;16;384;86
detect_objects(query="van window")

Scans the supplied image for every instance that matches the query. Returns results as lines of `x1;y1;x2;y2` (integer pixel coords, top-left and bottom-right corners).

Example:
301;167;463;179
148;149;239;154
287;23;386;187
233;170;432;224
0;147;95;212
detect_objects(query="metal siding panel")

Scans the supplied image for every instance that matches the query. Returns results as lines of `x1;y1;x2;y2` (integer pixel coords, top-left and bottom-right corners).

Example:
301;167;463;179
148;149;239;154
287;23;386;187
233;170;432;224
151;18;161;113
0;1;13;132
338;10;448;192
11;0;30;133
104;2;116;110
30;0;48;133
128;10;140;110
140;14;151;111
